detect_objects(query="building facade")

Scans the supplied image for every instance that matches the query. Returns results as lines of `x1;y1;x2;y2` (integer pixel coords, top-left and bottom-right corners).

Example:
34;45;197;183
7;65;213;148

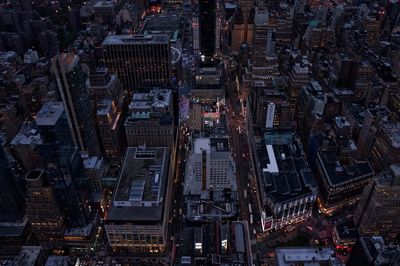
125;89;174;147
102;34;172;94
51;53;100;155
256;132;318;232
105;147;170;253
354;164;400;242
25;170;65;249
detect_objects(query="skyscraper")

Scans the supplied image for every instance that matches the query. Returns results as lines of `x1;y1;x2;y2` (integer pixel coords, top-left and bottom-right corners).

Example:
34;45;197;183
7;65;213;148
52;53;100;155
35;102;85;224
354;164;400;242
88;68;126;161
102;34;172;94
198;0;216;58
0;145;25;222
25;170;65;249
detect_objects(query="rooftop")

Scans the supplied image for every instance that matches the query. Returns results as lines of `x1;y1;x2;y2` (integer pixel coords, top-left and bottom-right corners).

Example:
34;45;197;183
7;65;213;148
126;89;172;124
108;147;169;222
96;100;112;116
381;120;400;148
35;102;64;126
11;123;43;146
102;34;169;46
65;223;93;237
317;150;374;186
45;256;69;266
13;246;42;266
94;0;116;8
259;132;317;204
275;247;336;266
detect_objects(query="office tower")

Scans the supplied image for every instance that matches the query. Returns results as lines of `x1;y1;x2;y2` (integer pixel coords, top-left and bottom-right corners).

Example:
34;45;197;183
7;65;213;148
35;102;81;184
25;170;65;249
198;0;216;58
252;9;269;64
97;100;126;160
88;68;126;160
315;139;374;215
105;146;170;253
102;34;172;94
52;53;100;155
354;164;400;242
256;132;318;232
125;89;174;147
356;107;400;172
0;146;25;222
287;62;310;120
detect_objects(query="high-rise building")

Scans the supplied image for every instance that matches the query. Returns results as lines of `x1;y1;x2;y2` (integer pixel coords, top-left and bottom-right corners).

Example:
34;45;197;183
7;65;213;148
247;8;279;85
35;102;82;185
34;102;86;225
125;89;174;147
102;34;172;94
25;170;65;249
354;164;400;242
288;62;310;120
0;145;25;222
88;68;126;160
198;0;216;57
97;100;126;160
105;146;171;253
52;53;100;155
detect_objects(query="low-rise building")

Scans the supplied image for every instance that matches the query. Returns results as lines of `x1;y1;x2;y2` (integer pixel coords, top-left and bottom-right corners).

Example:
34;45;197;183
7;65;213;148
256;132;318;232
275;247;342;266
105;146;171;253
315;142;374;215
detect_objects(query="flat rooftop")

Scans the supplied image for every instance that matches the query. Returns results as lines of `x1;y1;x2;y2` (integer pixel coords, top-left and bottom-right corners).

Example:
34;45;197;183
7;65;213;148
275;247;335;266
102;34;169;46
317;150;373;186
94;0;115;8
13;246;42;266
11;123;43;146
143;14;181;32
108;147;169;222
259;132;317;204
35;102;64;126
